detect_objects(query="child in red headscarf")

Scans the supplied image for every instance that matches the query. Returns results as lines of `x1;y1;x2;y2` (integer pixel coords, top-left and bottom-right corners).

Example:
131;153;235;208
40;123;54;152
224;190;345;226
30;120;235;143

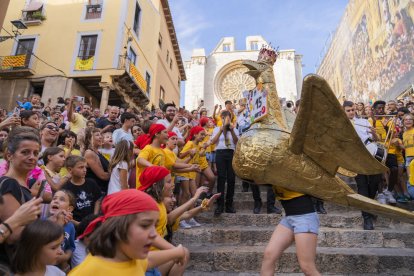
69;189;187;275
139;166;190;276
136;124;168;189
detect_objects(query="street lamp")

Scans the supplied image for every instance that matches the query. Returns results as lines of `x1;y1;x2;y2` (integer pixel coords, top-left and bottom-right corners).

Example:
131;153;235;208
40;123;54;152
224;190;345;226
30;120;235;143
0;20;28;43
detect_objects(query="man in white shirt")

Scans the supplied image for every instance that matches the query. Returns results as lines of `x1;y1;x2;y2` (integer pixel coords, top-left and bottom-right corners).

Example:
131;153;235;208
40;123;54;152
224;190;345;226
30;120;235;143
157;103;185;145
344;100;380;230
112;112;136;145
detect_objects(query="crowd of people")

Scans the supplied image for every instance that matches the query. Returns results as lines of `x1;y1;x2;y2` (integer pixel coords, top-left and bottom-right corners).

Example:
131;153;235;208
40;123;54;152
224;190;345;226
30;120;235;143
0;92;413;275
0;93;264;275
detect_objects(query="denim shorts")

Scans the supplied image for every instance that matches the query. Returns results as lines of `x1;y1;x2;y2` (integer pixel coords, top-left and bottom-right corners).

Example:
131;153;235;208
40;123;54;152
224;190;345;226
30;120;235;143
280;212;320;235
206;151;216;163
146;268;161;276
175;175;189;182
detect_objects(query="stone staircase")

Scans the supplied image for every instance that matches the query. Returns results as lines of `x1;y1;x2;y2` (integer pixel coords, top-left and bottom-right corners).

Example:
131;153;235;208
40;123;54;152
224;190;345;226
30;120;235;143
175;178;414;275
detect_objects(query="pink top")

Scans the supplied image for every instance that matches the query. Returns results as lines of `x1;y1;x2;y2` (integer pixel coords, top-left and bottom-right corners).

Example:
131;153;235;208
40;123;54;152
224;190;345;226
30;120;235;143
0;160;52;193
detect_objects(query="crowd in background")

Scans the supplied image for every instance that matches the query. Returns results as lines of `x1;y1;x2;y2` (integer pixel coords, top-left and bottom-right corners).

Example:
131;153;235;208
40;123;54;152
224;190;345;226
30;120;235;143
1;92;414;274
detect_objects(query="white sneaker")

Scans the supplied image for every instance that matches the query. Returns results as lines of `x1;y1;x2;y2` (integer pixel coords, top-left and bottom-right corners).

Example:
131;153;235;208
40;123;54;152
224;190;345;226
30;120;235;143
383;190;397;204
377;193;386;204
187;218;201;227
179;220;192;229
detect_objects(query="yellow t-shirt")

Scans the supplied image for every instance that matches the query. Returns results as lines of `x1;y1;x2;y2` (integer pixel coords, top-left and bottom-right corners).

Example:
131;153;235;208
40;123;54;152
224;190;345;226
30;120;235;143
387;138;402;155
197;143;209;170
176;141;198;180
273;186;304;201
164;148;177;183
403;128;414;157
69;254;148;275
409;160;414;186
59;147;81;177
150;202;168;251
368;118;392;144
136;145;165;189
69;113;87;134
202;127;215;153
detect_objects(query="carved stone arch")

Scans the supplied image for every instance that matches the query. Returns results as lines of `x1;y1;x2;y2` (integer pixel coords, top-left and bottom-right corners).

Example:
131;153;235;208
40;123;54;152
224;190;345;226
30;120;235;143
214;60;256;103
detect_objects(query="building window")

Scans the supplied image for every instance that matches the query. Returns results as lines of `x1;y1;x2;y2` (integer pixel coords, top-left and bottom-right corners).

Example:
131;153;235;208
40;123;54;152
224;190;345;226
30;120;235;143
250;41;259;50
145;72;151;97
160;86;165;101
169;59;172;69
166;50;169;63
128;48;137;65
133;2;141;36
158;33;162;48
223;44;230;52
22;2;44;22
15;38;35;67
85;0;103;20
78;35;98;59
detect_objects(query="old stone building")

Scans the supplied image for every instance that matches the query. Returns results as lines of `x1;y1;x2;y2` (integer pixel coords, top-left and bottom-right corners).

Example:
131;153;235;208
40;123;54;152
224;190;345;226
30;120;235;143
184;36;303;111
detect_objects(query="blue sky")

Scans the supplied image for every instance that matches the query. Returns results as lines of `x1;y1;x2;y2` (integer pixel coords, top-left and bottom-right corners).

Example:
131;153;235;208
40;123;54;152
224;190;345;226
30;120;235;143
169;0;349;103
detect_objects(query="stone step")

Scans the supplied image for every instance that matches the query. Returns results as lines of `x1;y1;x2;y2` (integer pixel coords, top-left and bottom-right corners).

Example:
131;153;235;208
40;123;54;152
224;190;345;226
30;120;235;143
185;244;414;274
184;272;401;276
174;225;414;248
195;211;414;230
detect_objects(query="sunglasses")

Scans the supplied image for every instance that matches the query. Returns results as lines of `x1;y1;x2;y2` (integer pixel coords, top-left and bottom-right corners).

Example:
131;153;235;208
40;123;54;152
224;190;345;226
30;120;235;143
44;125;59;131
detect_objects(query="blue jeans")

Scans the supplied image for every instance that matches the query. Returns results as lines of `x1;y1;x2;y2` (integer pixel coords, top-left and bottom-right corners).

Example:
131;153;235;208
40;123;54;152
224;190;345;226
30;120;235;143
146;268;161;276
407;182;414;199
280;212;320;234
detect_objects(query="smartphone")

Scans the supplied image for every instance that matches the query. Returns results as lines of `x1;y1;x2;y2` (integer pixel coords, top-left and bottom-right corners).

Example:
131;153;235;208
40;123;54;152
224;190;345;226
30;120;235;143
36;180;47;199
75;96;85;104
13;107;20;117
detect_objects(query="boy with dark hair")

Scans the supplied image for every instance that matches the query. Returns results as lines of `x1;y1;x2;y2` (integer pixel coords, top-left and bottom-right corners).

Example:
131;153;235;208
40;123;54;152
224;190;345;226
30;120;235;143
112;112;136;145
62;155;101;224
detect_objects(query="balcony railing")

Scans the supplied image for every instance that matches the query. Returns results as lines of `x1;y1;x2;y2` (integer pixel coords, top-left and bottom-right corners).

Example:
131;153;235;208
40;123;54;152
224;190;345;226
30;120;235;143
0;54;36;77
118;55;148;93
85;4;102;19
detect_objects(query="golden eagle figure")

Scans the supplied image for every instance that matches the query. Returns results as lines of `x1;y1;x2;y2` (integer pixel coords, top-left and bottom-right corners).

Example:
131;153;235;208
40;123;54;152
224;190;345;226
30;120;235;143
233;57;414;224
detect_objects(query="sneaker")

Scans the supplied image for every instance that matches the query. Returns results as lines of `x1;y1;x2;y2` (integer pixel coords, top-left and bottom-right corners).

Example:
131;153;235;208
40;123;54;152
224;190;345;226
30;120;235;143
187;218;201;227
377;193;386;204
179;220;192;229
383;190;396;204
396;195;409;203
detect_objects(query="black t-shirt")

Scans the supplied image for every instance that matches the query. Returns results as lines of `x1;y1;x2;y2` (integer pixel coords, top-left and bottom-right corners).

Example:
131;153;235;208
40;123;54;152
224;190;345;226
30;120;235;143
0;176;32;204
96;118;120;130
0;176;32;266
62;178;101;222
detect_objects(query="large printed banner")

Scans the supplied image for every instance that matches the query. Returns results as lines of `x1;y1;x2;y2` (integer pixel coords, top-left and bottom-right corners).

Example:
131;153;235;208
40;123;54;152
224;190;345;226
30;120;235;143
317;1;414;102
75;56;94;71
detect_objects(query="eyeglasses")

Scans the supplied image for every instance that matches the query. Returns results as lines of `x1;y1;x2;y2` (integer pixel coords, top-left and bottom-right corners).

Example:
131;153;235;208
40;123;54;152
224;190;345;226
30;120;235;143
44;125;59;131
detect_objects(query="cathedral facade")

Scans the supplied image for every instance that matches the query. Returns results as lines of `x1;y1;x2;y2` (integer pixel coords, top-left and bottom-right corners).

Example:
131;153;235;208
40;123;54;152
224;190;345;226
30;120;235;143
184;36;303;111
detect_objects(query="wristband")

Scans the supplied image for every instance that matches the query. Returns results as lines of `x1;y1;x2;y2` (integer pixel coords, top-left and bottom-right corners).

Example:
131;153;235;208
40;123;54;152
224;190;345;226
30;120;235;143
1;222;12;234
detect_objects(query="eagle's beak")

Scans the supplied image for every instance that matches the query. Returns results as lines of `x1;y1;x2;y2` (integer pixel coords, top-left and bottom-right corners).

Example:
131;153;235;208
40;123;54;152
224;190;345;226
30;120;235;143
242;60;269;79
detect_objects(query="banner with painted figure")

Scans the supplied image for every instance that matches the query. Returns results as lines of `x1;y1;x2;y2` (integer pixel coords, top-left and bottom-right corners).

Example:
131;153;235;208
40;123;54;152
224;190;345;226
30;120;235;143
75;56;94;71
317;0;414;102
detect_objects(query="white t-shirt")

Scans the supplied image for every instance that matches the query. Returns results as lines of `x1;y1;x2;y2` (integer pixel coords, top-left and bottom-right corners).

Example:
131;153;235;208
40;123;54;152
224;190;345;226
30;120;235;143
352;117;372;144
45;265;65;276
71;239;87;268
157;119;183;139
112;128;134;145
211;127;239;150
108;161;129;194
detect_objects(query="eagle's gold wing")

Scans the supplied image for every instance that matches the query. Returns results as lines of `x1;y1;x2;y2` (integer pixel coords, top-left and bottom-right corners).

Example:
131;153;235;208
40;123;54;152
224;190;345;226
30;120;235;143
289;74;387;176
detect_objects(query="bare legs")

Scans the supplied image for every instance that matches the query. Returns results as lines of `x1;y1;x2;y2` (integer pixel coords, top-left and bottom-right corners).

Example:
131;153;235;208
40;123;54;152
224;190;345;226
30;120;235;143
261;224;320;276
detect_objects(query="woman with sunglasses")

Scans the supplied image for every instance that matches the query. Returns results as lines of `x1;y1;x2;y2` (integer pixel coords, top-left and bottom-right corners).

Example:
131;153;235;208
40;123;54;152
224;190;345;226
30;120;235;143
40;122;59;157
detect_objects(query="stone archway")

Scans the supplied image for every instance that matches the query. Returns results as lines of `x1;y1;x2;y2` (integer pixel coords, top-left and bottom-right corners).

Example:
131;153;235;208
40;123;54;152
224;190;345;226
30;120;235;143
214;60;256;103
